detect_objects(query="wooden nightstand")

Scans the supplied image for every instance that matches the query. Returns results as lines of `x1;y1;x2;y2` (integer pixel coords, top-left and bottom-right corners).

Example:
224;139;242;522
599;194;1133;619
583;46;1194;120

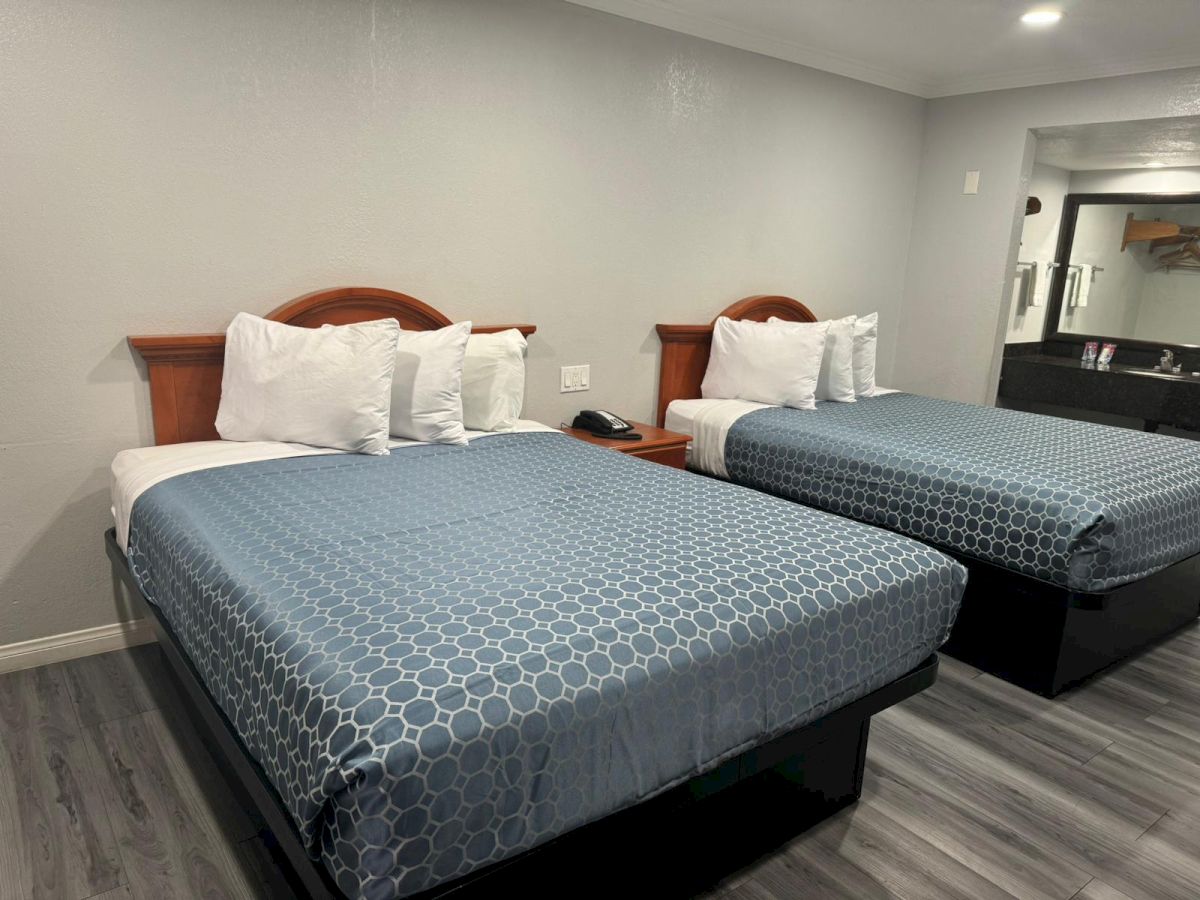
560;421;691;470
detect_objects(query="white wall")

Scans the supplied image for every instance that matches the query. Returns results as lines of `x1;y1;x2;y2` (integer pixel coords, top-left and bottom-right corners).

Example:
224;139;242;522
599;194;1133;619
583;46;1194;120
894;67;1200;405
0;0;926;645
1132;205;1200;343
1007;167;1200;345
1137;269;1200;344
1006;163;1069;343
1062;170;1200;345
1057;204;1148;338
1070;167;1200;193
1053;174;1200;344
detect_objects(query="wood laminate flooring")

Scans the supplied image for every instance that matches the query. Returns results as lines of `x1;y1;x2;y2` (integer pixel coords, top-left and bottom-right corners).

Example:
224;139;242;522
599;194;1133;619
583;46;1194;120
1;624;1199;899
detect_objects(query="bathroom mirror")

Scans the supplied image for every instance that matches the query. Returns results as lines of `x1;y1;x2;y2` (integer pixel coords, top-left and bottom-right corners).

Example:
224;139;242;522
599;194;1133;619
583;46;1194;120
1046;192;1200;349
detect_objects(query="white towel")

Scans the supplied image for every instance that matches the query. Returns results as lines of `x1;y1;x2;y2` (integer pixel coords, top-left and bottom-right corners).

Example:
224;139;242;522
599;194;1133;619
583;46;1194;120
1011;271;1027;313
1028;261;1045;307
1075;264;1093;308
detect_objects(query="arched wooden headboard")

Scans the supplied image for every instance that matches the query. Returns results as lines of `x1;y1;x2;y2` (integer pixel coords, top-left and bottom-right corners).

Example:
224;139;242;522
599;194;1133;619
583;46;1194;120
130;287;536;446
654;295;817;427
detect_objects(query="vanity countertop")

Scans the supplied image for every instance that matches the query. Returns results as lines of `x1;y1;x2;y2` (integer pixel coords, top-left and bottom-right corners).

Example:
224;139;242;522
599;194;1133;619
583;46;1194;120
999;353;1200;432
1013;354;1200;383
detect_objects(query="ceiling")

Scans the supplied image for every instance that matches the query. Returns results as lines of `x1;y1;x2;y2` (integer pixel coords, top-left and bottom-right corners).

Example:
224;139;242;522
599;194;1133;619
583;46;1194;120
1035;116;1200;170
564;0;1200;98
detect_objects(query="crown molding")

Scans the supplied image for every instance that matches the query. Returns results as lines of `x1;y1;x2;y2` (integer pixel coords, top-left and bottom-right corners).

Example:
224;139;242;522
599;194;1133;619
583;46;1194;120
565;0;1200;100
926;51;1200;98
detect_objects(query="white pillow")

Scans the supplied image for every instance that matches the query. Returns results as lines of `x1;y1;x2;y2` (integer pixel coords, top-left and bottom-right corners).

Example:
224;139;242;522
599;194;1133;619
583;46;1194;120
215;313;399;455
852;312;879;398
701;317;830;409
390;322;472;445
461;329;527;432
769;314;856;403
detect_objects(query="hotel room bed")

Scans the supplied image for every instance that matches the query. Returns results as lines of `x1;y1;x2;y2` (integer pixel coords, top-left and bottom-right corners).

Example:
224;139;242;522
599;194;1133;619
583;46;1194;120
114;429;963;900
657;295;1200;697
109;288;965;900
666;392;1200;594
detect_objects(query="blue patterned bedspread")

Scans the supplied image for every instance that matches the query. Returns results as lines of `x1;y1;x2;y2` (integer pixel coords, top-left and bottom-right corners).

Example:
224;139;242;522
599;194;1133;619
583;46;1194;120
127;432;964;899
724;394;1200;592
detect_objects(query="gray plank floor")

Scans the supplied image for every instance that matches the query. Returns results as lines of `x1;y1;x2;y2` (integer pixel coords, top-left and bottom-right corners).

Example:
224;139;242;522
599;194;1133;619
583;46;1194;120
1;624;1199;900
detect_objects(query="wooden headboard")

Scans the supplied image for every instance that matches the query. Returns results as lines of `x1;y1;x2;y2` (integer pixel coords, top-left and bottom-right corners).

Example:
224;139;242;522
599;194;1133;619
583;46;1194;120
130;286;536;445
654;294;816;427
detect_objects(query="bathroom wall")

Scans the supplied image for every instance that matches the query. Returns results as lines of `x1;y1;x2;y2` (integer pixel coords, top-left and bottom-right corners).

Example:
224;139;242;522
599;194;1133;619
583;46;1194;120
1063;169;1200;346
1007;166;1200;346
1008;167;1200;346
1005;163;1070;343
1070;166;1200;193
895;67;1200;406
1131;205;1200;344
1056;203;1148;338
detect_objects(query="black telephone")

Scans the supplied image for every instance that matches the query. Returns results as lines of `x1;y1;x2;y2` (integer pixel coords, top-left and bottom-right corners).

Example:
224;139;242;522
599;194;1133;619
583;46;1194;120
572;410;641;440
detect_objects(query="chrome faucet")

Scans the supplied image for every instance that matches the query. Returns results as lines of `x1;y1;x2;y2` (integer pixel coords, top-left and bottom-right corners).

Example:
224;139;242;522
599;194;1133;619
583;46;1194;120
1160;349;1178;373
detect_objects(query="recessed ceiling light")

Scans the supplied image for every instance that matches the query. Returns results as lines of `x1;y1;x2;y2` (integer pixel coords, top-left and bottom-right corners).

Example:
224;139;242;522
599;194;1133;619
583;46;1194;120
1144;162;1167;168
1020;9;1063;25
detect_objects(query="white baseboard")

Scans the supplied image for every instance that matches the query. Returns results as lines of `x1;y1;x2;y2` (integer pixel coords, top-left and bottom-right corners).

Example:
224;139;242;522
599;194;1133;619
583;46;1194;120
0;619;157;675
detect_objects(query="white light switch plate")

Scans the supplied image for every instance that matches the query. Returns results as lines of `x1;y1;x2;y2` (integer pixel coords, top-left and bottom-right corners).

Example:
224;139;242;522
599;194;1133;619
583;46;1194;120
963;170;980;194
560;365;590;393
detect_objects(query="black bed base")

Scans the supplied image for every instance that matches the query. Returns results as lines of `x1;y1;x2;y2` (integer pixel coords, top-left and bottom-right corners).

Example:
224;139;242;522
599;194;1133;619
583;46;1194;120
940;550;1200;697
105;528;937;900
689;466;1200;699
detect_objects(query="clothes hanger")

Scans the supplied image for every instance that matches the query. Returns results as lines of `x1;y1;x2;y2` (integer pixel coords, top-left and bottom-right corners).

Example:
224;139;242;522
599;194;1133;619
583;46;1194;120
1150;227;1200;251
1157;237;1200;269
1157;235;1199;258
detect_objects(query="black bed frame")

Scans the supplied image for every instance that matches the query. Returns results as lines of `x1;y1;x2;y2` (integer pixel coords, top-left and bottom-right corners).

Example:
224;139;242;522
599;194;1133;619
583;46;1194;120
657;295;1200;700
105;528;938;899
939;548;1200;697
682;468;1200;697
683;463;1199;697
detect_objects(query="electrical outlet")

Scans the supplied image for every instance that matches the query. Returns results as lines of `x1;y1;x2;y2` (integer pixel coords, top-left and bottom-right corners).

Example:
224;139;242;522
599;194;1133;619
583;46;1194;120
560;365;590;393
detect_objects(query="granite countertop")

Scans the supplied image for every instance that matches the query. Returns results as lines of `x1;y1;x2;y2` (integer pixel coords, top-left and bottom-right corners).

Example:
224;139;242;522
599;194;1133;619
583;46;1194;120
999;353;1200;432
1013;354;1200;383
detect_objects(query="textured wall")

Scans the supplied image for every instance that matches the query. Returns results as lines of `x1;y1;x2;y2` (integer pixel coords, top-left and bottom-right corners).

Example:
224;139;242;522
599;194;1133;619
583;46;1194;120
1067;170;1200;345
0;0;925;644
1059;203;1151;339
1070;166;1200;193
1132;205;1200;344
895;67;1200;406
1008;166;1200;344
1005;163;1070;343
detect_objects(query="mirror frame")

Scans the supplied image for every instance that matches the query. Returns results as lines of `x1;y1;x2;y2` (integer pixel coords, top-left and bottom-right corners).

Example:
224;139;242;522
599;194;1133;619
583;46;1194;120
1044;191;1200;351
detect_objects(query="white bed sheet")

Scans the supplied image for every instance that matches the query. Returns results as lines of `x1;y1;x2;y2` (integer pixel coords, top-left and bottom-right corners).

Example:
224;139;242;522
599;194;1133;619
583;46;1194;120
665;390;901;479
111;421;557;552
665;399;769;479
